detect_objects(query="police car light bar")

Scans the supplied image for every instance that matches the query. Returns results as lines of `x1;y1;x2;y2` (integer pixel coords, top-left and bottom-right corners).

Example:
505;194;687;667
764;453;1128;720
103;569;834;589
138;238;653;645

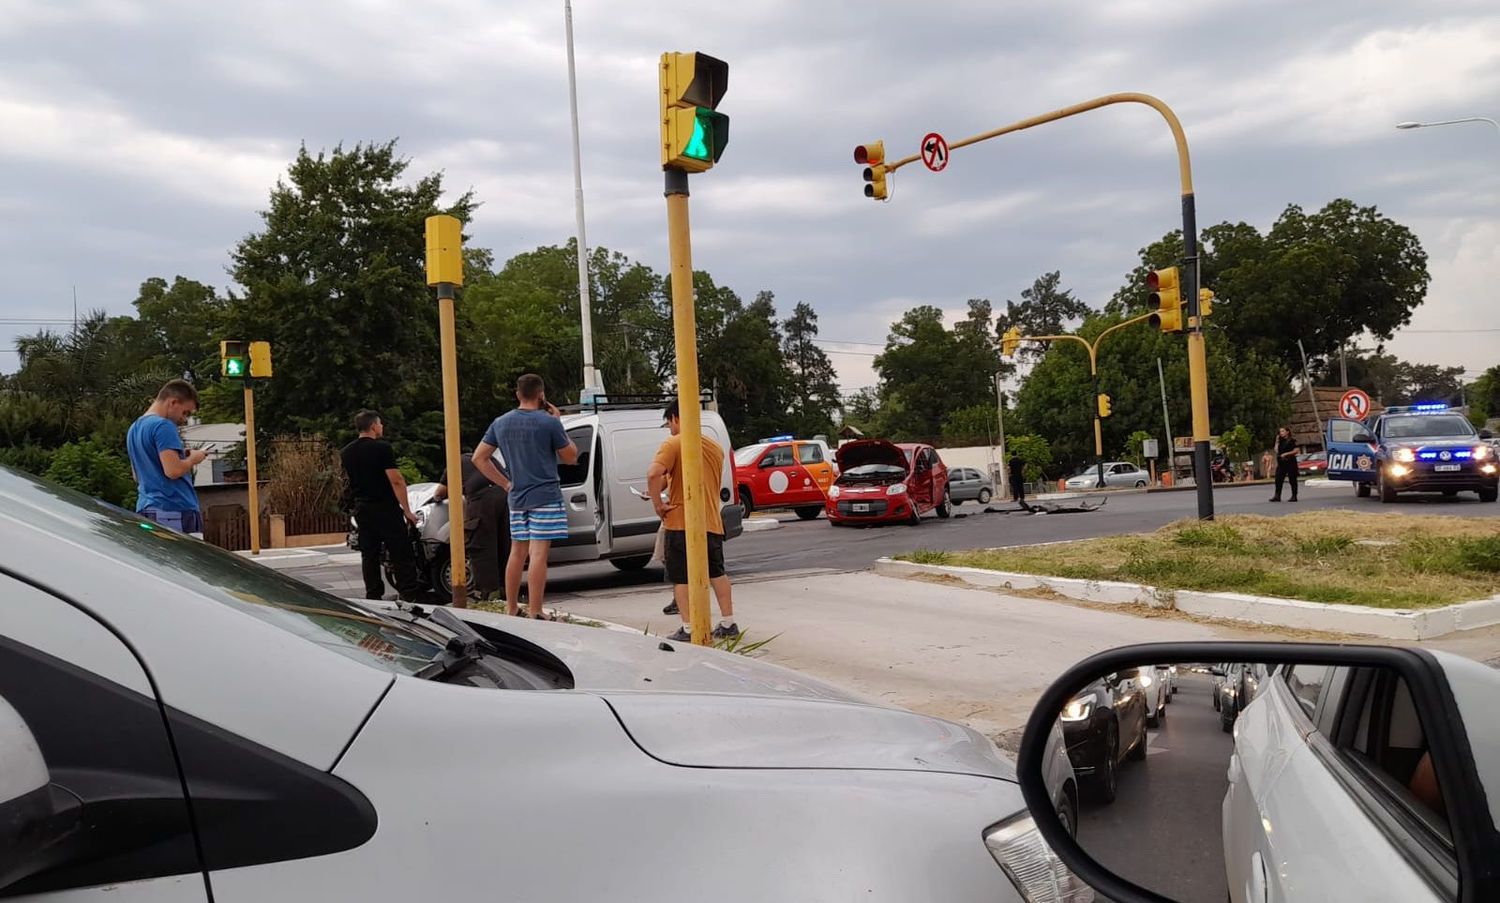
759;435;795;443
1411;403;1449;413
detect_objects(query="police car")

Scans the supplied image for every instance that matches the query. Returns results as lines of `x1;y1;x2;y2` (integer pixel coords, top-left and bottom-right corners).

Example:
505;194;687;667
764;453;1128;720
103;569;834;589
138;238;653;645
1324;403;1498;503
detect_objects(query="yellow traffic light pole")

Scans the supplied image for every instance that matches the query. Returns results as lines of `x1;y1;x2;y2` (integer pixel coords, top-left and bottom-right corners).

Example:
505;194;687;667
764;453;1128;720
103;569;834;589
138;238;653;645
425;215;467;608
244;386;259;554
1011;312;1152;489
884;92;1215;519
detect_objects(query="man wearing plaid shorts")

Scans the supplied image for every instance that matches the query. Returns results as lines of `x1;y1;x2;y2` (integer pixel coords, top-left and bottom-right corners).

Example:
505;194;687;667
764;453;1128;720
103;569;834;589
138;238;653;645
473;374;578;618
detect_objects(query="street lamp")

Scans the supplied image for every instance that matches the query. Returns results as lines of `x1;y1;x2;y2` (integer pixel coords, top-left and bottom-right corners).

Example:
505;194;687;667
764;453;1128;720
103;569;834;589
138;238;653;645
1395;117;1500;140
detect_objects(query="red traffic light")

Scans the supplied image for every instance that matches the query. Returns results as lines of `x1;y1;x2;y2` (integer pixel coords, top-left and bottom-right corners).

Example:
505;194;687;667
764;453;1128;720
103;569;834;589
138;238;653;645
854;146;870;164
853;140;884;166
1146;271;1160;291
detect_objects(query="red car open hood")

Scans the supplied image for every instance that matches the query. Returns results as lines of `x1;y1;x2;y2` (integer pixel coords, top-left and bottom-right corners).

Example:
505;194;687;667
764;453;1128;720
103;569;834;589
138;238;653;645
835;439;909;471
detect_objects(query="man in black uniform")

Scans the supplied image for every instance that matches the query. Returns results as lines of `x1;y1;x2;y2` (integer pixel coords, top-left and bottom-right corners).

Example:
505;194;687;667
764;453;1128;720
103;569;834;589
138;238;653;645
341;410;430;601
435;449;511;601
1008;451;1031;511
1271;426;1300;502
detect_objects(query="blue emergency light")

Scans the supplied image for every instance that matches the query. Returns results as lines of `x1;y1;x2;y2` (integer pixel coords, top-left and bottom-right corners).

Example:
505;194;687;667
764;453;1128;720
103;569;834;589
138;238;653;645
1411;403;1449;413
759;434;795;443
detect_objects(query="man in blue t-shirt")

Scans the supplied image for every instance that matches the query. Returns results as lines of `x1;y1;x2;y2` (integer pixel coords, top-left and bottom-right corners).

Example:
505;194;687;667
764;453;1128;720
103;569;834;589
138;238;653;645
473;373;578;618
126;379;207;535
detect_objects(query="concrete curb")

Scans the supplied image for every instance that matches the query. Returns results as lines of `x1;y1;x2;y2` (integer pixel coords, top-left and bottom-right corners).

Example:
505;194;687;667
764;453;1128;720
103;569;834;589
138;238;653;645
235;548;331;571
742;517;784;533
873;558;1500;640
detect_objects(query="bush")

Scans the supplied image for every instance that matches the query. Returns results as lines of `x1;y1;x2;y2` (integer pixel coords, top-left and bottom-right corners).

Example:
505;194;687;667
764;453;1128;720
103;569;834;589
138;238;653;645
1457;536;1500;574
266;436;346;518
397;456;428;485
0;443;56;476
43;439;136;508
1007;434;1053;482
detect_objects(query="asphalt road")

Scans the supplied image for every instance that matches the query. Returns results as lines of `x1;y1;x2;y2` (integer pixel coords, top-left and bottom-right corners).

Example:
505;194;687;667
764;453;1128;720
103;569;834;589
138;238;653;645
1077;673;1233;902
292;479;1500;598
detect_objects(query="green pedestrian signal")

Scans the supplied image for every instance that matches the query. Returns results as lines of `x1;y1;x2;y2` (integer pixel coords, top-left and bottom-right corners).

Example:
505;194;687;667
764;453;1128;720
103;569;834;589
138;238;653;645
226;357;244;377
220;340;247;379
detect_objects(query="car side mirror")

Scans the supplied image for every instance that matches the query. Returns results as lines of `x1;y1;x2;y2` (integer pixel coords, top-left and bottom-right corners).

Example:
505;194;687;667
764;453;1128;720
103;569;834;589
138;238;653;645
0;695;82;891
758;458;777;469
1353;433;1374;444
1482;430;1494;440
1016;642;1498;903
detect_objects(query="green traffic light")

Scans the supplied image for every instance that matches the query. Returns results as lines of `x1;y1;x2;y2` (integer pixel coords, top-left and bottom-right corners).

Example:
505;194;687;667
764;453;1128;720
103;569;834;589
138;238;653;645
226;358;244;377
685;109;712;161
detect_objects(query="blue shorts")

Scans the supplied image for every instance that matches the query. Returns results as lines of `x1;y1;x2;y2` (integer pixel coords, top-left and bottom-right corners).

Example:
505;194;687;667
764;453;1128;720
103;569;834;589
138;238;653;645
509;502;569;542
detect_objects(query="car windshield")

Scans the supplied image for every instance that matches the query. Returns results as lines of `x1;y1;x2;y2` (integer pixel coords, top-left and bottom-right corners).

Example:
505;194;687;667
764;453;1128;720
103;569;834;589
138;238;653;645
1384;415;1476;440
0;467;445;676
843;464;906;478
733;444;769;466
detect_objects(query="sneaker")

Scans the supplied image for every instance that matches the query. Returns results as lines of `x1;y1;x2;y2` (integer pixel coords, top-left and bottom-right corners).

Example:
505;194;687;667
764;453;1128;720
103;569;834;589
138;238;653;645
1289;497;1299;502
712;622;741;640
666;626;691;642
1269;497;1281;502
663;600;679;615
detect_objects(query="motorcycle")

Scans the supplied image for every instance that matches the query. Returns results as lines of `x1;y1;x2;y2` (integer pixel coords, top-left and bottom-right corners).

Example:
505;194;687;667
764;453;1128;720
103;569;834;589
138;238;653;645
347;482;475;600
1210;455;1235;484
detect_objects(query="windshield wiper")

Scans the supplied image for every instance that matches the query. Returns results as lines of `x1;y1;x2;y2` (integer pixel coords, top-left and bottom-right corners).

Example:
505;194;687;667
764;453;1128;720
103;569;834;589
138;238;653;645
409;605;498;682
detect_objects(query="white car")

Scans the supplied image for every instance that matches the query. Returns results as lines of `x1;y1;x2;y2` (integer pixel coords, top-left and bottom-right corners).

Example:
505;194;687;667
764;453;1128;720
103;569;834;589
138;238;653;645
0;466;1084;902
1223;659;1482;901
1133;665;1169;727
1063;462;1150;491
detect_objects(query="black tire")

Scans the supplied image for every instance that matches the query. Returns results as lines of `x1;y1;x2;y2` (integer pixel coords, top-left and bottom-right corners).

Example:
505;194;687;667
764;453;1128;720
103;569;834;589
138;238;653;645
1092;721;1119;804
1213;691;1221;712
738;487;754;517
935;488;952;519
1379;471;1397;504
610;556;652;572
1146;700;1160;728
1443;490;1458;498
951;498;963;507
1158;699;1167;721
433;547;475;600
1357;482;1372;498
1480;487;1498;503
1135;480;1147;488
978;487;992;505
907;504;922;526
1221;708;1235;733
794;506;822;521
1056;789;1079;840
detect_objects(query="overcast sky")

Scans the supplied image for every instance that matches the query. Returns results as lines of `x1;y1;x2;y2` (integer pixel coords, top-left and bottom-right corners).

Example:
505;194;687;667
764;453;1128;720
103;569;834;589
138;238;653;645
2;0;1496;396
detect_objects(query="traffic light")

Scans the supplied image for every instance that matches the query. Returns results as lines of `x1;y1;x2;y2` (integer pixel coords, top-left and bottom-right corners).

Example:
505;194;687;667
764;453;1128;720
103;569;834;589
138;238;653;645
220;340;246;378
660;52;729;173
1001;327;1021;358
1097;394;1113;418
248;341;273;378
1147;267;1183;333
1197;288;1215;318
855;141;887;200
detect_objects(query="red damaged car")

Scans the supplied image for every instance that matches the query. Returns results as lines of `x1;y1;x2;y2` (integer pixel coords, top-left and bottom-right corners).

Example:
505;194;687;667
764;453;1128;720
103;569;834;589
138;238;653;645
826;440;951;526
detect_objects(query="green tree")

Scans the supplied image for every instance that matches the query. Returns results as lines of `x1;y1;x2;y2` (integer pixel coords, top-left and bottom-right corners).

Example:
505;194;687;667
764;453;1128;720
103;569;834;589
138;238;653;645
44;438;137;508
1007;434;1053;482
942;405;997;445
224;141;476;471
1466;365;1500;427
127;276;228;377
705;291;789;442
1124;429;1155;465
875;304;1000;440
1221;424;1253;467
781;301;841;437
995;272;1093;361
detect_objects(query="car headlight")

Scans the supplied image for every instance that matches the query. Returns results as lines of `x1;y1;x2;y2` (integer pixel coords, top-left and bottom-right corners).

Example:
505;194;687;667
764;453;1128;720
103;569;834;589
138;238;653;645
886;483;907;496
984;813;1094;903
1137;672;1153;688
1474;445;1492;461
1060;697;1094;723
1389;463;1411;477
828;485;842;499
413;509;427;529
1393;448;1416;463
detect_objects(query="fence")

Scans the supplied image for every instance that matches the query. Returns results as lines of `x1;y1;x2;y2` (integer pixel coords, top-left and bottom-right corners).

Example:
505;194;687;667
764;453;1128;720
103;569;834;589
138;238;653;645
204;507;269;552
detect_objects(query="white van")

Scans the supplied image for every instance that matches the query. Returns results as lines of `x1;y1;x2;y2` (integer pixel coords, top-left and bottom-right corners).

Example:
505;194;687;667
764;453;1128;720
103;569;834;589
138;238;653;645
552;396;743;571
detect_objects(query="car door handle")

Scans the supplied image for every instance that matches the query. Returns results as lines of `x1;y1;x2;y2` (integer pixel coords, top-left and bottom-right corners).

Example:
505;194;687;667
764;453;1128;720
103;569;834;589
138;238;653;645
570;493;586;504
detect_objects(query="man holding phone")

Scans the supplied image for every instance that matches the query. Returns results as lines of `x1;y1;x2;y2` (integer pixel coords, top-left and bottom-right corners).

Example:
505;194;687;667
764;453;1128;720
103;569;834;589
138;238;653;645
473;373;578;618
126;379;207;536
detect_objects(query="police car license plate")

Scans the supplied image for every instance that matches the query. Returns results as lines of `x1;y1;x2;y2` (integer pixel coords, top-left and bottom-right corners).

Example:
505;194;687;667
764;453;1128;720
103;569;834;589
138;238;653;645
853;503;870;512
1435;464;1460;472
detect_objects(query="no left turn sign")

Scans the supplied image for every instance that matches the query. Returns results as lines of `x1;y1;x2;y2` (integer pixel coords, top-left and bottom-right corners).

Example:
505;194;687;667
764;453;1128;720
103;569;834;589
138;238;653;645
1339;388;1371;420
921;132;948;172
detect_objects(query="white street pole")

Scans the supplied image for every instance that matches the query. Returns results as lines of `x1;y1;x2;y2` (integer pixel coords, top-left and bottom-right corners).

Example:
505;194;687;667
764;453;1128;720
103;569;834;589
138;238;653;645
1396;117;1500;140
564;0;600;393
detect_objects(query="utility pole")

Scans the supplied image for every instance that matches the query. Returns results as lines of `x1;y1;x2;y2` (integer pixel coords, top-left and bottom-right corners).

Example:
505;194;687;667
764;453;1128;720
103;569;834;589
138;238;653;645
564;0;600;393
994;372;1008;496
1340;343;1349;387
1297;339;1323;439
1158;357;1173;484
425;215;468;608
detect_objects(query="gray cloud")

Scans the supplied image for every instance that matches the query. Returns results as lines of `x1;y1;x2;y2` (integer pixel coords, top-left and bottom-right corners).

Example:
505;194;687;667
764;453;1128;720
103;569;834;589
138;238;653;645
2;0;1496;388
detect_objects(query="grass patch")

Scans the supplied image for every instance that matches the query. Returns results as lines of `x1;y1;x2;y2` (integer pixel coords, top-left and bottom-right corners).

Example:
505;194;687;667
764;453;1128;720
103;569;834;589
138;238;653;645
911;511;1500;609
904;548;954;565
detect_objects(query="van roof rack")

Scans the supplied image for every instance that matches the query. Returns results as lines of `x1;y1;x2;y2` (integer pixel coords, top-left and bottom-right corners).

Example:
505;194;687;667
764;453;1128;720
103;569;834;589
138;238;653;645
562;390;715;414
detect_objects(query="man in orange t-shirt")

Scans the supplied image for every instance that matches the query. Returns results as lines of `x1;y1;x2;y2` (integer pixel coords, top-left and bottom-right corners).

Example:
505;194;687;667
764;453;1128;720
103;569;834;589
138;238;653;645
647;399;738;643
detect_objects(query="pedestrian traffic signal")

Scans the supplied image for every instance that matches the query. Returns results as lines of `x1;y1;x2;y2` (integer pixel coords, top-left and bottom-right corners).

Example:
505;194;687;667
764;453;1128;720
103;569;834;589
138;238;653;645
248;341;273;378
220;340;246;378
1197;287;1215;318
660;52;729;173
1001;327;1022;358
1147;267;1183;333
854;141;887;200
1097;394;1113;419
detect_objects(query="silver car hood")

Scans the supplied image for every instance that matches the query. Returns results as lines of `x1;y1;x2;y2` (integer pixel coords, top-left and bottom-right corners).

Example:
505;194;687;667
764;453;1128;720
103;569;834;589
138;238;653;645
453;610;1016;780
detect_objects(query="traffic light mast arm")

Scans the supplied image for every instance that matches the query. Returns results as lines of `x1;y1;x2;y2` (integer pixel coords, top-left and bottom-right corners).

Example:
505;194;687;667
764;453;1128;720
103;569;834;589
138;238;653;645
1017;312;1152;377
884;92;1193;196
